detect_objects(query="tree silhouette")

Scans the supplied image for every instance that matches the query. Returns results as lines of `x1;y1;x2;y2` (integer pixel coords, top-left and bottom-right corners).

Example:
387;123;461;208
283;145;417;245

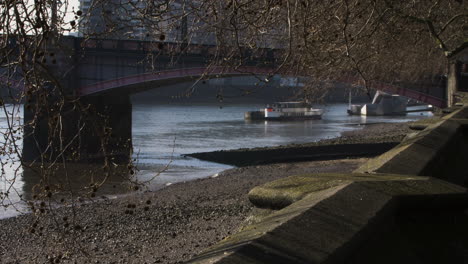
0;0;466;261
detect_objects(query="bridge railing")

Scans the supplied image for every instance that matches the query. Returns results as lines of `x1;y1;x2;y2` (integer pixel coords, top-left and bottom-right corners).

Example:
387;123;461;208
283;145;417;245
73;36;279;61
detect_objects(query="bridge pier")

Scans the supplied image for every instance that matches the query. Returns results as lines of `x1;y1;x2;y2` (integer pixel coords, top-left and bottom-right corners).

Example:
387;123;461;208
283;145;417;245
22;95;132;164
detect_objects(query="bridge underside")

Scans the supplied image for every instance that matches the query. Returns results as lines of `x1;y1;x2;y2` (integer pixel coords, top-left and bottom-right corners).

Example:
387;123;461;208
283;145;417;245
80;67;448;109
79;67;274;97
22;65;450;163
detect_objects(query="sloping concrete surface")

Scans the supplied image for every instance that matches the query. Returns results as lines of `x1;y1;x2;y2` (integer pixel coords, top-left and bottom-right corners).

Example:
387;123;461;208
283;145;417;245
190;174;467;264
355;107;468;186
248;173;427;209
189;107;468;264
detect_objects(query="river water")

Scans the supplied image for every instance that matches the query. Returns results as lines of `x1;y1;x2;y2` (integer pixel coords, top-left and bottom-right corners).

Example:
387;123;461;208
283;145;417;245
0;102;431;219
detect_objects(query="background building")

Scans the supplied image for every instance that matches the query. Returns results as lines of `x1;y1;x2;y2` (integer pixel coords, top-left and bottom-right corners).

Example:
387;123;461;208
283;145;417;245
77;0;215;44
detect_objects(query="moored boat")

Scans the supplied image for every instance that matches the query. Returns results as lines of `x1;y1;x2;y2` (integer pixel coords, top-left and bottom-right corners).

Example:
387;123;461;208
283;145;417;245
245;101;323;120
347;91;407;116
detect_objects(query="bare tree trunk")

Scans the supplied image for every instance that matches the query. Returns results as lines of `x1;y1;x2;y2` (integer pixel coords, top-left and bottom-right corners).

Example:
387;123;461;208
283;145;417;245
447;61;461;107
50;1;58;34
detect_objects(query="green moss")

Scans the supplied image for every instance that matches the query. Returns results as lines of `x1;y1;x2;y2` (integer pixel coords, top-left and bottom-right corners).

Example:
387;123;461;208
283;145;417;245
248;173;425;209
409;117;441;126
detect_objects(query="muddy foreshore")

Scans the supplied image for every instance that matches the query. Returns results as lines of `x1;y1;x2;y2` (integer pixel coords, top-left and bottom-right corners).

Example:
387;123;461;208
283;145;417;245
186;122;414;166
0;122;416;264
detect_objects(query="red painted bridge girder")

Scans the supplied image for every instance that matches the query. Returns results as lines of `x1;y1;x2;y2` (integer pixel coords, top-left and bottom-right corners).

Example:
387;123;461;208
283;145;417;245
79;66;275;96
370;81;447;108
79;66;447;108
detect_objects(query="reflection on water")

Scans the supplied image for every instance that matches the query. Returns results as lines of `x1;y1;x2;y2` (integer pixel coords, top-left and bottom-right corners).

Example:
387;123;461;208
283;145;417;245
1;162;134;219
131;103;432;192
0;103;432;219
0;104;25;218
21;163;134;201
0;104;135;219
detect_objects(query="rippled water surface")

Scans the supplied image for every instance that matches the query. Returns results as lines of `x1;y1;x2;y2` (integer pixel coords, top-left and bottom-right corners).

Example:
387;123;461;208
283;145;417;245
132;103;432;186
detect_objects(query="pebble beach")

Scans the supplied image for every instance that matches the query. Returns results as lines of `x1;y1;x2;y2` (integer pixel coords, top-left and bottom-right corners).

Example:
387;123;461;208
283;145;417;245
0;121;417;263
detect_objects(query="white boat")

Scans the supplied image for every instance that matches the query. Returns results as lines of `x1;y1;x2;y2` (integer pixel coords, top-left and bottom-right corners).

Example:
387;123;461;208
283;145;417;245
245;101;323;120
347;91;407;116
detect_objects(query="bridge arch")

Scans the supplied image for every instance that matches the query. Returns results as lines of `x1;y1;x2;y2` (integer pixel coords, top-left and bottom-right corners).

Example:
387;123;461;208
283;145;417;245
79;66;276;97
80;67;447;108
23;66;448;163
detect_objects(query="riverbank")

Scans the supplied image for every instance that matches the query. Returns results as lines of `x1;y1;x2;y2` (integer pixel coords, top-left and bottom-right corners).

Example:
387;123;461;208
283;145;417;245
187;122;414;166
0;121;419;264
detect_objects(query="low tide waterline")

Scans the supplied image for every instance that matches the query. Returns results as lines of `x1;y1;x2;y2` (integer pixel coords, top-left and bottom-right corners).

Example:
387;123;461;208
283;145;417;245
0;103;431;219
131;103;431;188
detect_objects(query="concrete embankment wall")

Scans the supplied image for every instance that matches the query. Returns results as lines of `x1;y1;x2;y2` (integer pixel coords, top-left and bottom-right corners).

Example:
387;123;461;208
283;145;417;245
189;106;468;264
355;107;468;185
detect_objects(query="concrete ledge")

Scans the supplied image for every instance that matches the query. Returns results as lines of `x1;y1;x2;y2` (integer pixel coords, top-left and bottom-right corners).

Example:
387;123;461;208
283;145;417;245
355;107;468;186
189;107;468;264
449;105;468;120
190;174;467;264
248;173;426;210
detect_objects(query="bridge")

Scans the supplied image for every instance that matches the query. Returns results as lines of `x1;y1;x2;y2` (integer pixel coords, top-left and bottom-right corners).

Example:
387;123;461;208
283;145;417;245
11;36;449;163
11;36;441;102
79;66;447;108
19;37;281;162
79;66;276;96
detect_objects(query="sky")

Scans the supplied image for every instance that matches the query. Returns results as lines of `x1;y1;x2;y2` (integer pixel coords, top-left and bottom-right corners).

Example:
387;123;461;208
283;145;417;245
69;0;80;13
64;0;81;33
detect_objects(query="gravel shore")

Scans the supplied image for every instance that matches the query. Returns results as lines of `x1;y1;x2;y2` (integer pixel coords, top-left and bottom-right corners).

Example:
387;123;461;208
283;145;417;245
0;121;416;264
